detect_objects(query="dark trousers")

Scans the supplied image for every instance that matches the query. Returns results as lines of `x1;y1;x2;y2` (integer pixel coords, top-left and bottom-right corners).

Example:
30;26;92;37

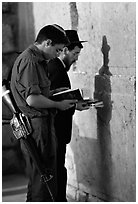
56;141;67;202
21;117;57;202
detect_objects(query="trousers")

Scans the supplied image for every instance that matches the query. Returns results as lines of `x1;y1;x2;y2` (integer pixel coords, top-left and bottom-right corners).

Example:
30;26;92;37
21;116;57;202
56;141;67;202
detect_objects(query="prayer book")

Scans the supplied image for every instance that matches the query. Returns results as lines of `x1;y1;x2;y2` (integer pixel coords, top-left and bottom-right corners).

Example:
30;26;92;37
50;88;83;101
50;88;104;107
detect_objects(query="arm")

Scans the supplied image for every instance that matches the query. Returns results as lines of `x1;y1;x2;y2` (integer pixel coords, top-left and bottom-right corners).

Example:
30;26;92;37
26;94;77;111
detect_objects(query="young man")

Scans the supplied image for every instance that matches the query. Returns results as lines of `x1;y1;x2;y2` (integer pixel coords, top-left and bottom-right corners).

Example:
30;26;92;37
47;30;89;201
10;24;77;202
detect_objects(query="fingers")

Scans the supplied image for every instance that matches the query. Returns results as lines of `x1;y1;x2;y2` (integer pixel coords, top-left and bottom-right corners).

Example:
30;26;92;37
66;100;77;110
59;99;77;111
58;87;69;92
90;101;104;108
67;99;78;104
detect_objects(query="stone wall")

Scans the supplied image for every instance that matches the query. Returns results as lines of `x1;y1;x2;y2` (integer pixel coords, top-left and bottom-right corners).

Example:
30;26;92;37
2;2;136;201
66;2;136;202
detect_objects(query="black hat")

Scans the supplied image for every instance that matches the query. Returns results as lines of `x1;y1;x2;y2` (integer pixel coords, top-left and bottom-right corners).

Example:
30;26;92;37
65;30;87;47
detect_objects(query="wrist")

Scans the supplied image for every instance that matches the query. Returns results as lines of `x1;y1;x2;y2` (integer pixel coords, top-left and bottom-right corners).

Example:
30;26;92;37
75;103;78;110
54;101;60;109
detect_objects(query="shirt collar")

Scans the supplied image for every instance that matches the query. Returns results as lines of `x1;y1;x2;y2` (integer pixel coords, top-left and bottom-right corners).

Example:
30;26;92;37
58;57;66;68
29;44;47;62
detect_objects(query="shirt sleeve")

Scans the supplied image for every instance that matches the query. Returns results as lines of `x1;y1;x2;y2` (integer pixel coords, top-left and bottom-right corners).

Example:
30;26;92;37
16;58;41;99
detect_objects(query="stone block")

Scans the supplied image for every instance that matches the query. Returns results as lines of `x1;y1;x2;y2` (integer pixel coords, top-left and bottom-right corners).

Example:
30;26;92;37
78;183;91;194
66;184;77;201
76;190;88;201
33;2;71;34
111;75;136;95
88;194;104;202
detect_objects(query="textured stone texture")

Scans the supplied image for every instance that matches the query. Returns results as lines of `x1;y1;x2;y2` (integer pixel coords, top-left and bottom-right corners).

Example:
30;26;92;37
32;2;71;35
66;2;136;202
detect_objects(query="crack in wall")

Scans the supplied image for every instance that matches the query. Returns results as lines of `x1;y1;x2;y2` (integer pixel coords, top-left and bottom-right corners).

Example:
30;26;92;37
69;2;78;30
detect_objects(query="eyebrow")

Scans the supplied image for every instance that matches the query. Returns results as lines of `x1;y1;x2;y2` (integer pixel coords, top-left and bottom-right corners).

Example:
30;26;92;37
73;51;80;54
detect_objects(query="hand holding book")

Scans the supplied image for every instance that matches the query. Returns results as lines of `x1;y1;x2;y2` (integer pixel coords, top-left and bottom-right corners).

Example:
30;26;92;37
50;88;104;108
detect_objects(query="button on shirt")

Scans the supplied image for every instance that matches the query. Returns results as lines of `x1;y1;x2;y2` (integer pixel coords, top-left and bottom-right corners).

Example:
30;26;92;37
10;45;51;118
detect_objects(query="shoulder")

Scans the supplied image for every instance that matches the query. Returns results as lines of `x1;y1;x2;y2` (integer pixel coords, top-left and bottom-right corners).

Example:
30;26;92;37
18;45;46;64
15;47;35;65
13;47;39;75
47;58;63;73
48;58;61;67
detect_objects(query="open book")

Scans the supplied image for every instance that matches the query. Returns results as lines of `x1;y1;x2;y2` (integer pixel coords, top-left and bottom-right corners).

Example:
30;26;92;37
50;88;83;101
50;88;103;107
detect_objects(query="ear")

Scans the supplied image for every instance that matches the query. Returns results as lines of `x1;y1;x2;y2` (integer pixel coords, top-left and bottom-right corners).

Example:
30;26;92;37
44;39;52;47
63;47;69;54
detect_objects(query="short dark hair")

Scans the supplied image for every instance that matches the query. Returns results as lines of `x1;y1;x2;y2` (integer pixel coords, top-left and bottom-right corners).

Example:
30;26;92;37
35;24;70;45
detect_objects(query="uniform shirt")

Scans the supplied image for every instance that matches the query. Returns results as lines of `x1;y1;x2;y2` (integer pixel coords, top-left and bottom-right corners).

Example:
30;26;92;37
10;44;51;118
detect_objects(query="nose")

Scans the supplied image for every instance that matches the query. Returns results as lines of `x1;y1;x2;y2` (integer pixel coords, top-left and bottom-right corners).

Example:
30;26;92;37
56;50;62;57
75;56;79;61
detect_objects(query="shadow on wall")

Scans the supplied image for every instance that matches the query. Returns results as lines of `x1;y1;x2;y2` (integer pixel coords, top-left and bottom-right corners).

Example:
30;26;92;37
94;74;113;200
94;36;113;199
70;36;114;201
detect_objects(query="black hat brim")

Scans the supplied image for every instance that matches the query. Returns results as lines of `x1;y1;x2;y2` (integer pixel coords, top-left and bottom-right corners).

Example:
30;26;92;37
71;40;87;44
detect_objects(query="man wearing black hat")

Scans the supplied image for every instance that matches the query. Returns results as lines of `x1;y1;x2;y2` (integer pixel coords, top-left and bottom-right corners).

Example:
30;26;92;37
47;30;89;201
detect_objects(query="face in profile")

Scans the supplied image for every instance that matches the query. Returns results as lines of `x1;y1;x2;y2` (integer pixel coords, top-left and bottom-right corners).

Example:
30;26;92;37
49;44;64;59
68;46;81;65
42;40;65;60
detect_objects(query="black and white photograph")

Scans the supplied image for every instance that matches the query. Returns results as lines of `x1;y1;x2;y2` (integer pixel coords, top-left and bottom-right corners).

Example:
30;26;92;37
2;1;136;202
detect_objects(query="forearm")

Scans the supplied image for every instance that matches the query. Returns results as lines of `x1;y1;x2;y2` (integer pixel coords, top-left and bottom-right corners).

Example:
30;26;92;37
26;94;77;111
26;94;60;109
